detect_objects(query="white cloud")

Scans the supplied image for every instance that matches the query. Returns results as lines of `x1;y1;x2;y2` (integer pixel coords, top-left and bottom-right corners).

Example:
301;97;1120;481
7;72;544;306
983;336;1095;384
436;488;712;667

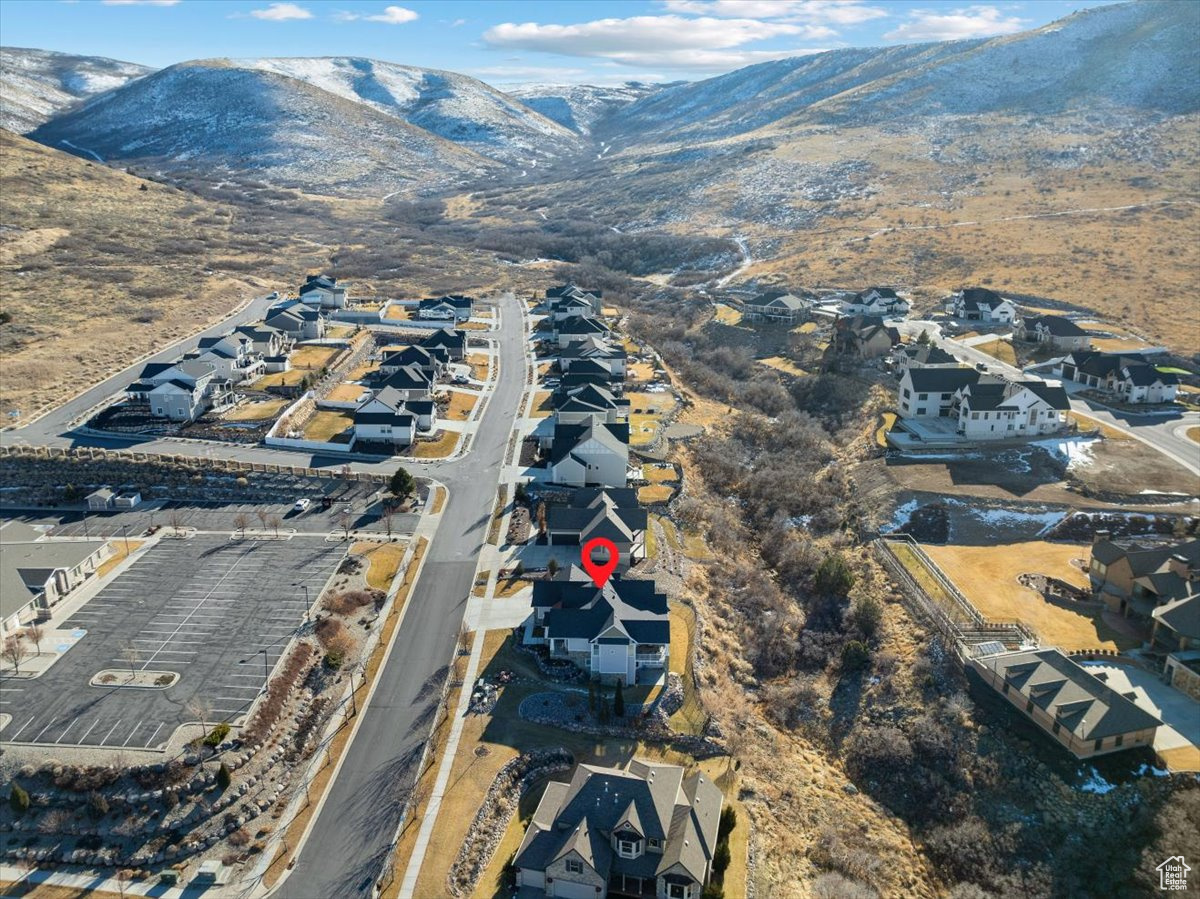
249;3;313;21
884;5;1027;41
661;0;886;26
365;5;417;24
484;15;831;64
101;0;181;5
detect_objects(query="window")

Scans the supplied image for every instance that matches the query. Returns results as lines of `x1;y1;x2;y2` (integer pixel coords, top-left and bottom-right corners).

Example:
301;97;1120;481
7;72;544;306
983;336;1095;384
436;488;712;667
902;388;911;399
918;392;928;401
667;885;691;899
565;859;583;874
1116;735;1124;748
971;412;979;420
648;838;661;850
1052;722;1060;735
1094;739;1103;752
916;407;927;416
1025;700;1034;714
618;838;641;858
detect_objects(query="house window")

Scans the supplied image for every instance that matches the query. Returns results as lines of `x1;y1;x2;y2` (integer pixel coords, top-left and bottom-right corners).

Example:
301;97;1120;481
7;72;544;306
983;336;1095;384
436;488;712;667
1052;722;1060;735
1116;735;1124;748
618;838;641;858
648;838;661;850
902;388;911;399
918;393;928;401
1094;739;1103;752
971;412;979;420
667;884;691;899
565;859;583;875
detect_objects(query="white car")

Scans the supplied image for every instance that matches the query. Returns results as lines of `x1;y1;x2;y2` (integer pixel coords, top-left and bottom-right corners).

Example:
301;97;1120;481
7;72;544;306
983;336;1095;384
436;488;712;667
293;498;312;512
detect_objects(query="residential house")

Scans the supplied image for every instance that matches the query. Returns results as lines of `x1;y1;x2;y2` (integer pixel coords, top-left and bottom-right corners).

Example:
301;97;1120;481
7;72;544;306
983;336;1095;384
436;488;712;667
528;575;668;683
352;386;428;447
832;315;901;359
546;488;646;571
743;290;810;322
558;337;627;377
233;324;291;370
558;358;618;384
546;283;601;320
189;334;263;383
841;287;910;318
555;315;611;348
970;646;1161;758
265;302;326;341
1058;351;1179;404
0;522;111;638
548;420;630;488
418;295;473;321
949;287;1017;324
559;369;618;391
897;366;981;418
1088;535;1200;619
378;364;435;400
514;758;722;899
420;327;467;362
893;342;959;374
951;378;1070;439
298;274;348;309
380;345;442;380
1016;314;1091;351
550;383;630;428
126;359;229;422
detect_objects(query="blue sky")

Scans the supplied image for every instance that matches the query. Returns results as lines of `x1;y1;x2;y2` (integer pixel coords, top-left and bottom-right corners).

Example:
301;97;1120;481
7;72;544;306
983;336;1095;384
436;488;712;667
2;0;1120;84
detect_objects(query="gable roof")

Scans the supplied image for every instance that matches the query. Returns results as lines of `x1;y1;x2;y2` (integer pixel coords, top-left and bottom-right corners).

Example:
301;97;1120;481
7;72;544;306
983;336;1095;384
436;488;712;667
1025;314;1088;337
420;327;466;349
955;287;1008;310
536;576;669;645
301;274;338;292
904;366;979;393
902;344;958;366
977;648;1162;741
549;420;630;466
748;290;808;310
546;487;646;543
380;365;434;392
1151;593;1200;640
557;315;611;336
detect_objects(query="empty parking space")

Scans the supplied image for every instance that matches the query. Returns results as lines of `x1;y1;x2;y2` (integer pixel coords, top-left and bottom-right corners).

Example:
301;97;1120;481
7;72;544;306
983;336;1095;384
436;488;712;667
0;536;345;750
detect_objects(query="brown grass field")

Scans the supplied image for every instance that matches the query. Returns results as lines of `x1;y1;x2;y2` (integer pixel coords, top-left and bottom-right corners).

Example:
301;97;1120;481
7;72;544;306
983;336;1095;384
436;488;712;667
442;390;478;421
757;355;808;377
973;338;1017;365
411;429;460;458
224;397;289;421
95;539;144;579
713;304;743;325
324;383;368;404
352;541;408;591
638;484;675;504
530;390;554;418
289;345;341;370
302;410;353;442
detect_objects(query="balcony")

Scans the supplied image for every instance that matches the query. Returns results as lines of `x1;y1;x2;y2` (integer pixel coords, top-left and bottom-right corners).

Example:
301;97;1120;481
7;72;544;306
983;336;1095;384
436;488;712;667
634;646;666;668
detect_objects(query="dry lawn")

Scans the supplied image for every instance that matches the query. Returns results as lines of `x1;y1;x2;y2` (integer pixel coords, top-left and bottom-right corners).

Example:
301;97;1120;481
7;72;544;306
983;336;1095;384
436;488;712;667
467;352;491;380
224;397;288;421
495;576;533;598
791;321;818;334
875;411;897;447
324;383;368;404
459;320;489;330
385;305;411;321
251;369;307;389
346;361;380;381
302;411;353;442
95;539;144;579
290;346;341;370
352;541;408;591
973;338;1017;365
920;541;1137;651
757;355;808;377
430;485;447;514
443;391;478;421
627;361;656;381
1188;427;1200;444
642;464;679;483
713;304;743;325
411;429;460;459
1090;336;1153;353
638;484;675;504
530;390;554;418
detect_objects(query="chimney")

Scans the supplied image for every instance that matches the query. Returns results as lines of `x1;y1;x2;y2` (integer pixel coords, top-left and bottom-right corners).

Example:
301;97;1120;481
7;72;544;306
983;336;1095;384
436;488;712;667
1167;553;1193;579
1093;529;1111;545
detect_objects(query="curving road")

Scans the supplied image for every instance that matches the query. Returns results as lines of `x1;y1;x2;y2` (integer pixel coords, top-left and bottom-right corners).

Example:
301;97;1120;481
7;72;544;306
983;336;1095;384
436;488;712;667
2;292;531;898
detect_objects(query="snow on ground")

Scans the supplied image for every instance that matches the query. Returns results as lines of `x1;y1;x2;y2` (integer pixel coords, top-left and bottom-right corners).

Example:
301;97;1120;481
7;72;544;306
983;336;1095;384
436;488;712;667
1033;436;1100;471
887;499;918;533
1078;767;1116;794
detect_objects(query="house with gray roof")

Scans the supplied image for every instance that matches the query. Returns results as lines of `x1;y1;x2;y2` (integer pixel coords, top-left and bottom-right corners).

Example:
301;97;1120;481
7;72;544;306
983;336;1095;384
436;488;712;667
1016;314;1091;351
515;758;722;899
970;646;1161;758
548;421;630;489
418;295;473;321
298;274;348;309
546;488;646;571
0;524;111;638
125;358;227;422
743;290;810;323
842;286;910;318
1058;351;1178;404
420;327;467;362
948;287;1016;323
549;383;630;428
893;342;959;374
558;337;627;376
528;574;669;684
951;378;1070;439
555;315;612;348
1088;536;1200;617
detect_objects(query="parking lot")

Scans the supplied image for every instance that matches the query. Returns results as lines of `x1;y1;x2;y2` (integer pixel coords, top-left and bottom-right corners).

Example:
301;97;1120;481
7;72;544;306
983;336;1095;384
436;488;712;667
0;535;345;750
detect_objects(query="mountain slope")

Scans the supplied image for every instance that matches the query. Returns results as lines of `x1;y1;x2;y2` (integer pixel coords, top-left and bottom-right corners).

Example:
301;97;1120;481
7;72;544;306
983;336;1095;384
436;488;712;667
605;0;1199;144
505;82;663;135
29;60;497;196
0;47;152;133
238;57;581;164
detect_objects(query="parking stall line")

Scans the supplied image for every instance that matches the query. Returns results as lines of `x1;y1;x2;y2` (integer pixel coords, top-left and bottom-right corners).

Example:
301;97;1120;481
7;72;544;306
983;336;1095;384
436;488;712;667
121;721;145;747
9;715;36;738
77;719;102;743
32;721;58;742
147;722;166;747
55;717;81;744
98;720;123;745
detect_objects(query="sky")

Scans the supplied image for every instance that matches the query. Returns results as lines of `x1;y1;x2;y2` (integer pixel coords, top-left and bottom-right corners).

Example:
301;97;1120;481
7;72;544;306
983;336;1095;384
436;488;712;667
1;0;1121;85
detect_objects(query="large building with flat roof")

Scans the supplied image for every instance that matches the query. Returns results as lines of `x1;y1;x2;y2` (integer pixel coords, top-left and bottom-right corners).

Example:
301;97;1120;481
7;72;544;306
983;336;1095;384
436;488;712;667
0;521;110;637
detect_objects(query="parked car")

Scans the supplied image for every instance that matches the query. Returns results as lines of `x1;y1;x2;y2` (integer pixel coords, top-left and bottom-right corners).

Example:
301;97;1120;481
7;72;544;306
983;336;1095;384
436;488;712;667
453;374;469;384
293;498;312;512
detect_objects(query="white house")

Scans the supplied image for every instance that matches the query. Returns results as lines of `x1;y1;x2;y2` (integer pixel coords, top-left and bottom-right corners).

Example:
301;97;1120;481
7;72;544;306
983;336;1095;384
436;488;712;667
353;388;416;447
743;290;810;322
548;421;629;488
558;337;627;376
298;275;348;309
417;295;473;321
0;525;112;638
897;366;980;418
190;335;263;383
842;287;910;318
1058;351;1179;404
952;379;1070;439
126;359;230;421
555;316;611;348
949;287;1017;324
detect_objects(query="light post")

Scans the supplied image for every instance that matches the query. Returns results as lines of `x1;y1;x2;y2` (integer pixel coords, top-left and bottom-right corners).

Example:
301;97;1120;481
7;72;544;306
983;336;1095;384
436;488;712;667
239;649;269;689
120;524;130;555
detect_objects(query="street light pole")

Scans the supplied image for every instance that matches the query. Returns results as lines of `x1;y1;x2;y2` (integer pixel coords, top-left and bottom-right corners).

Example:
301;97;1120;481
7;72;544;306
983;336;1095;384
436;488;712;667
120;524;130;555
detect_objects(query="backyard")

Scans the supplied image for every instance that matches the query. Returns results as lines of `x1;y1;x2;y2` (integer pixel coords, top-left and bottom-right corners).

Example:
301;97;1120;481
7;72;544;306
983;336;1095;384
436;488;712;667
223;397;288;421
290;346;342;370
325;383;369;404
302;410;353;443
757;355;807;377
627;391;676;447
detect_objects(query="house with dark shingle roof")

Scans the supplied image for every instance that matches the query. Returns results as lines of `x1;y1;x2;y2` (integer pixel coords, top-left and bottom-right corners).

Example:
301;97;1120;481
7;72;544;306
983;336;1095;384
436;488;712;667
417;295;473;321
266;301;326;340
555;315;611;348
1058;351;1178;404
0;523;111;638
893;342;960;374
970;647;1161;758
419;327;467;362
528;575;669;683
548;420;630;488
842;286;910;318
546;488;646;570
550;383;630;427
1088;536;1200;618
380;345;441;380
952;378;1070;439
378;364;435;400
948;287;1016;323
831;314;901;359
298;274;348;309
558;336;627;376
545;283;601;321
1016;314;1091;351
897;366;981;418
353;384;436;446
126;359;225;421
744;290;810;323
514;757;723;899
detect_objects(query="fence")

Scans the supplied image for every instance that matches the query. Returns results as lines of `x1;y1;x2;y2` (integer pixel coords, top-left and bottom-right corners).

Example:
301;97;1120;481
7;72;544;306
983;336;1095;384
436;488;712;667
874;534;1037;655
0;444;388;484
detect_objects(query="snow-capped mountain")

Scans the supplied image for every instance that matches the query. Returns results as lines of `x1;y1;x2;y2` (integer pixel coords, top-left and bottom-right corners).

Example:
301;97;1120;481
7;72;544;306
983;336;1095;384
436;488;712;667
0;47;152;133
606;0;1198;143
237;57;581;165
504;82;664;135
30;60;497;196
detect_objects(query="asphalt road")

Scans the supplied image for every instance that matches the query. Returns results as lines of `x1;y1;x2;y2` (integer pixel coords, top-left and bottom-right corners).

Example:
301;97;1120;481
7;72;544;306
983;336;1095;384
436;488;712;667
272;292;528;899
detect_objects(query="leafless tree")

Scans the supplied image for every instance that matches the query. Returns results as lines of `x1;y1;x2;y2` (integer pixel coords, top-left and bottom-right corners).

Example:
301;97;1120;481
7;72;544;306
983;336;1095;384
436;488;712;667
3;634;29;673
381;506;394;538
187;697;213;762
121;644;140;678
268;514;283;537
233;513;250;537
168;509;185;534
256;508;269;531
24;624;44;656
339;511;353;540
536;501;547;536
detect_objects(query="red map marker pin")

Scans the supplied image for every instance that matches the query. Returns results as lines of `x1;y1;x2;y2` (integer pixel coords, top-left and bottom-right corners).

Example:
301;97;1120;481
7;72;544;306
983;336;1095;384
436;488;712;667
581;537;619;588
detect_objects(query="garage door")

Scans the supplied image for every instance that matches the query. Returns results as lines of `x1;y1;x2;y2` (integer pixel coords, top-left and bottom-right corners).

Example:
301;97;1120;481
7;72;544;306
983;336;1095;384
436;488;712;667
553;879;596;899
597;643;627;675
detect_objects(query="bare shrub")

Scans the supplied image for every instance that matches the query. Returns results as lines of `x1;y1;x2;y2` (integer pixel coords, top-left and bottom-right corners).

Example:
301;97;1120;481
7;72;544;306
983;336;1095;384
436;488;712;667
314;617;346;648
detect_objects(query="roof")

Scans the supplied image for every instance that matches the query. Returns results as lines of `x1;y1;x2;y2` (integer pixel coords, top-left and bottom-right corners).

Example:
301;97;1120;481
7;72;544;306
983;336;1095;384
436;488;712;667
1020;380;1071;410
1123;364;1177;387
1152;593;1200;640
380;365;433;392
748;290;808;310
514;759;721;885
301;274;339;292
546;488;646;544
955;287;1008;310
419;295;472;310
977;647;1162;741
536;576;669;645
903;366;979;393
1025;314;1088;337
862;286;899;299
902;344;957;366
549;421;629;466
1091;539;1200;577
381;345;436;367
558;336;625;360
420;328;466;349
1;539;109;622
557;315;611;336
